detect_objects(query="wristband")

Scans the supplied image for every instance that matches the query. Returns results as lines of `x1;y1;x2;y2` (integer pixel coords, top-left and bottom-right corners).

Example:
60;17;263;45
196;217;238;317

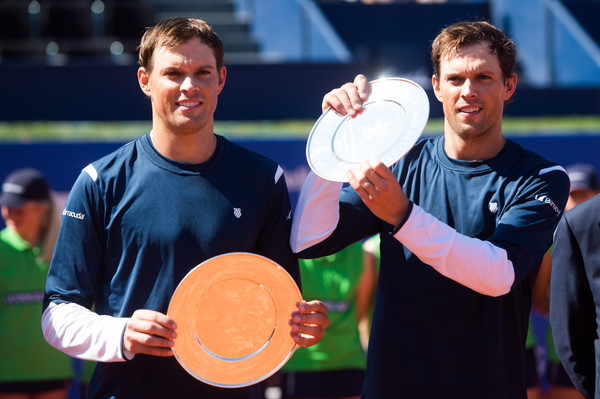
390;201;414;235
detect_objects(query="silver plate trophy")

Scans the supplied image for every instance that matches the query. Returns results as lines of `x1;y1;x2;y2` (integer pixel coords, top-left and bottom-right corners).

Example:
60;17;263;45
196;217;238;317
306;77;430;182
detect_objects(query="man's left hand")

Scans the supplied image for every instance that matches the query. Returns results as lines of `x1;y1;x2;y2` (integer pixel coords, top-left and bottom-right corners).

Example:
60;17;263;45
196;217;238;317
289;300;329;347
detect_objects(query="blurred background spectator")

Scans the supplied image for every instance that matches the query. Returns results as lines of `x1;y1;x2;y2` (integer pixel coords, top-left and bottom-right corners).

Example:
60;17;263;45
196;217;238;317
277;240;377;399
0;168;73;399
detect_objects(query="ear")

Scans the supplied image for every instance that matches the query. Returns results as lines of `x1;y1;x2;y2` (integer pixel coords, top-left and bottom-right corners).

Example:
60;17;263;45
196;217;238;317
138;67;151;97
217;66;227;95
432;74;443;103
503;73;517;102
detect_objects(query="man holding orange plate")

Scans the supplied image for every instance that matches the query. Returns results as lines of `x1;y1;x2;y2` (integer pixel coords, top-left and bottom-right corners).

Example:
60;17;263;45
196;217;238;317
42;17;328;399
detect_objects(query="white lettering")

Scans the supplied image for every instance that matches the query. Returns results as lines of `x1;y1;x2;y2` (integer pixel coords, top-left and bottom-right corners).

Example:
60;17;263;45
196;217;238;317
62;209;86;220
535;194;562;216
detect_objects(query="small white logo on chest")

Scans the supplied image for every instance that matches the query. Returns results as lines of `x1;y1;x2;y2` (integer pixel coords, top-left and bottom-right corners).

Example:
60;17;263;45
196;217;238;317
488;201;499;214
233;208;242;218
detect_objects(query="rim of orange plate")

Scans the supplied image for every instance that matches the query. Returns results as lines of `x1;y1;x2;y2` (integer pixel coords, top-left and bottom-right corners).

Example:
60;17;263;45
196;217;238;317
167;252;302;388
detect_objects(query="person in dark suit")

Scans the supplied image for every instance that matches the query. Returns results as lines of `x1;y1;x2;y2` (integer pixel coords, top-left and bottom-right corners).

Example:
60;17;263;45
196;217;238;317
550;188;600;399
534;163;598;399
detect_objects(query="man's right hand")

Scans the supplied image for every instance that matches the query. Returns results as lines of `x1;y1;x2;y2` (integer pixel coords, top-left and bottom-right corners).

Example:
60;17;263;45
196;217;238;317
321;74;371;117
123;309;177;358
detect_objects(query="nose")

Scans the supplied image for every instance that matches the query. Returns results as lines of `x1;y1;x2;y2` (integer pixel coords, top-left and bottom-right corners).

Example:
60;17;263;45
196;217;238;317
460;79;477;99
180;75;198;93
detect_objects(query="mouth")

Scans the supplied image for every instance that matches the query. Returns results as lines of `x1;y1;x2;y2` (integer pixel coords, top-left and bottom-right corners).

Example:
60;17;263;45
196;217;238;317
176;100;202;109
458;105;482;115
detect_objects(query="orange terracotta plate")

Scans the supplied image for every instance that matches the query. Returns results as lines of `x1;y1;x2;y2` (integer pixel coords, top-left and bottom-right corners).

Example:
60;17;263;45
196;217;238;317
167;252;302;388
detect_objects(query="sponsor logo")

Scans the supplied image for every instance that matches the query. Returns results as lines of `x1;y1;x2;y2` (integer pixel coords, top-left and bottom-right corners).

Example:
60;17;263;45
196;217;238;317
233;208;242;219
488;201;499;214
322;300;349;313
535;194;562;216
4;291;44;305
63;209;85;220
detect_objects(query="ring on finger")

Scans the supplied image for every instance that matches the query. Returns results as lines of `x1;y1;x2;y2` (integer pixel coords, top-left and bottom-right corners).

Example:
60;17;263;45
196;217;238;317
363;181;372;189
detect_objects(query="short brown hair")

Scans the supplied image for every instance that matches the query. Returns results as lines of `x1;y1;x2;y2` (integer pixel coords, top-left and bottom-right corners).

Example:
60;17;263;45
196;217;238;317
431;21;517;82
138;17;224;74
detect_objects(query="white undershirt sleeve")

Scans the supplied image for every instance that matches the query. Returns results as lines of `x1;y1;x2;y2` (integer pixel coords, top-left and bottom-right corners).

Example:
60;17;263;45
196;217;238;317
394;204;515;297
291;172;515;296
42;302;133;362
290;171;343;253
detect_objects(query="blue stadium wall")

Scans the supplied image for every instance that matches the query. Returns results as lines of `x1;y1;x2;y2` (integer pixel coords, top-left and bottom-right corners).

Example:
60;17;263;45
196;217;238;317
1;135;599;214
1;63;600;121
